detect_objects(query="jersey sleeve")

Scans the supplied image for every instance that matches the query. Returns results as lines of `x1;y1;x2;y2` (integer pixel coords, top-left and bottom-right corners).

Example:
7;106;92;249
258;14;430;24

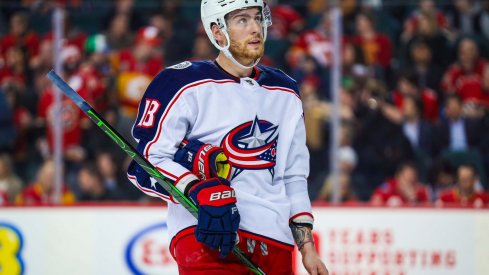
127;69;199;203
284;113;314;225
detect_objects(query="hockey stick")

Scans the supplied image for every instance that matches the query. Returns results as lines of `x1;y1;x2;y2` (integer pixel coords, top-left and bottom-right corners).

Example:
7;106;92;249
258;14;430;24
47;70;266;275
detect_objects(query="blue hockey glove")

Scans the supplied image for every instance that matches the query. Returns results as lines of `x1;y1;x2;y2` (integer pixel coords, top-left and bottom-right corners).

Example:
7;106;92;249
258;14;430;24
185;177;240;257
174;139;232;181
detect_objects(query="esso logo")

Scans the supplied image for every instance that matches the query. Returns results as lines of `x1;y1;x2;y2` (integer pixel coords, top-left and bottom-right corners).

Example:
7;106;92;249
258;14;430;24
125;222;178;275
0;222;24;275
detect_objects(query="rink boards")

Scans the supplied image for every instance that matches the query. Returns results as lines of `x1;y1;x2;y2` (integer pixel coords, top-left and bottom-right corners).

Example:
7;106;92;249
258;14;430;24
0;205;488;275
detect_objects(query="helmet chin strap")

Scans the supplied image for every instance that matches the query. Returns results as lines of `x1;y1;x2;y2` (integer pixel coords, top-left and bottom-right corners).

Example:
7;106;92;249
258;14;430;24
222;48;260;70
219;30;261;70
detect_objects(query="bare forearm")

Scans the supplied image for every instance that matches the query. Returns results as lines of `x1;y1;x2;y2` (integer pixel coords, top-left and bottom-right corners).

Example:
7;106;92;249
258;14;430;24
290;222;314;251
290;222;329;274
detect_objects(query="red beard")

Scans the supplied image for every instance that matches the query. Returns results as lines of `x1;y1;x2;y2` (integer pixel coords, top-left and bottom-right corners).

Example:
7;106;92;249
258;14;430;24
229;35;264;65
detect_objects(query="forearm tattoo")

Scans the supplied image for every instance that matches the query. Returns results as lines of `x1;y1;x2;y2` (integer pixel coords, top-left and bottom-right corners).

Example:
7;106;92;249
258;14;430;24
290;223;314;251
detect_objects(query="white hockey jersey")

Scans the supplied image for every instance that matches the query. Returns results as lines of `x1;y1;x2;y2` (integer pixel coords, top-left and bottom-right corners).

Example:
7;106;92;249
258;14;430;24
127;60;312;249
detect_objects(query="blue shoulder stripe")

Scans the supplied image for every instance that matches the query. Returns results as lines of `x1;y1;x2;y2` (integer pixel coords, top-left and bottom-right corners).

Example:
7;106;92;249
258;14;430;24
256;65;300;97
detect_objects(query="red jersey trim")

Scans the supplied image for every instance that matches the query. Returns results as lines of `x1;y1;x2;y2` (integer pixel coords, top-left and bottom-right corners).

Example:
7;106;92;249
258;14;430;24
169;226;295;260
169;226;196;259
238;229;294;251
127;174;172;201
261;85;301;99
289;212;314;223
174;171;193;185
252;67;260;80
156;167;178;181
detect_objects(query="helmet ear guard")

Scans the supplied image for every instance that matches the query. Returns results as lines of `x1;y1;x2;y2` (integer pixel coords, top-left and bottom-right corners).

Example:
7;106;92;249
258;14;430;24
201;0;272;69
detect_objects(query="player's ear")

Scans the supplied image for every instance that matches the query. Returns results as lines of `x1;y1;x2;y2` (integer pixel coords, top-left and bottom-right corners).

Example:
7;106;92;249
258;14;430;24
211;23;227;46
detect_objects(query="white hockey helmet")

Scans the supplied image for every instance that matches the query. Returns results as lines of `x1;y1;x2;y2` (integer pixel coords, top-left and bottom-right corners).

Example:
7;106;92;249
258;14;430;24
201;0;272;69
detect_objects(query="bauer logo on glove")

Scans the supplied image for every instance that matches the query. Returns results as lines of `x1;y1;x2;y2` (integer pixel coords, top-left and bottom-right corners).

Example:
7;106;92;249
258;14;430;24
174;139;232;180
185;177;240;258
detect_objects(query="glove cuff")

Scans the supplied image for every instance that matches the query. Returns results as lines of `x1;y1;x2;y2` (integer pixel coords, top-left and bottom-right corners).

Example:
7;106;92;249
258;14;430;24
174;173;199;194
192;144;222;180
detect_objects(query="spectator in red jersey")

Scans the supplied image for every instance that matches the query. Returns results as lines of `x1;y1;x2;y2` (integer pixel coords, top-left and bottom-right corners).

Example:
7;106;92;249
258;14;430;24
15;159;75;205
61;42;106;110
404;0;449;33
349;12;392;71
403;0;450;42
391;70;440;122
0;12;39;59
30;38;54;74
61;45;83;76
268;3;304;41
112;26;163;135
41;13;87;55
287;11;334;69
37;45;90;162
433;94;484;154
0;46;28;89
30;40;55;114
370;162;430;206
0;154;23;204
111;26;163;77
81;35;111;112
437;163;489;207
441;37;489;104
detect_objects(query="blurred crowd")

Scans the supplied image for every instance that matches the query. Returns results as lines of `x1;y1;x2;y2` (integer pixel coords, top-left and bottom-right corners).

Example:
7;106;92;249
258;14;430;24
0;0;488;207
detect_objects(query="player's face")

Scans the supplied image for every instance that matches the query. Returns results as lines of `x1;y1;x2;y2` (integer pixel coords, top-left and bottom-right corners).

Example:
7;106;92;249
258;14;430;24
226;8;265;65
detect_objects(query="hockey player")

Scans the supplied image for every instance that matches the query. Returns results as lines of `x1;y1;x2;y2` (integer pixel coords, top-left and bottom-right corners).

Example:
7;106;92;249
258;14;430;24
127;0;328;274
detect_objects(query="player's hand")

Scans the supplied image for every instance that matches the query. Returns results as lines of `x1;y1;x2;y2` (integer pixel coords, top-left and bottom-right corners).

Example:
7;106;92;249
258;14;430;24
174;139;232;180
186;177;240;257
301;243;329;275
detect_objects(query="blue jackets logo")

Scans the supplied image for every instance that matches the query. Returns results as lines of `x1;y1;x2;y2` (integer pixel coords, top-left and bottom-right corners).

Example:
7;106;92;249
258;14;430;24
221;115;278;179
